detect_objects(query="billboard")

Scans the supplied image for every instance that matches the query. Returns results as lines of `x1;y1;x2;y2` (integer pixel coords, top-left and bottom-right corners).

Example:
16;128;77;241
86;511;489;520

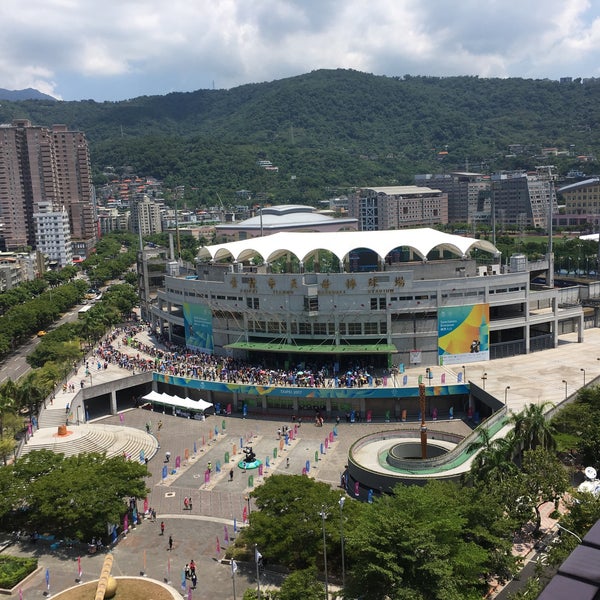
438;303;489;365
183;302;214;353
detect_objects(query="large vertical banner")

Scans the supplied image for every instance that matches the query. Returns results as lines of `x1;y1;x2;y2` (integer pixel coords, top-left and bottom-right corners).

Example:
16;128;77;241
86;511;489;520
183;302;214;353
438;303;489;365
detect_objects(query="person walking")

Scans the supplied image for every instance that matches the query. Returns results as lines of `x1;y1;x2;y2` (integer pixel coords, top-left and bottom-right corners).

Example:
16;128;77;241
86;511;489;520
229;468;234;482
160;521;165;536
165;451;171;463
168;535;173;551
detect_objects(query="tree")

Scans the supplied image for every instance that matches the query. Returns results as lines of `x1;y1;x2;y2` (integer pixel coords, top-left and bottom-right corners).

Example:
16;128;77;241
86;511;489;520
511;448;569;533
509;403;557;460
468;433;519;486
345;481;495;600
238;475;355;573
5;450;149;542
279;568;324;600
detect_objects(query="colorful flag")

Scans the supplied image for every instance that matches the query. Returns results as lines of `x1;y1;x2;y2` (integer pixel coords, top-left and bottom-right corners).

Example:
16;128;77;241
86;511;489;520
119;413;124;422
45;568;50;589
231;560;238;576
78;555;82;579
181;569;186;591
233;517;237;532
242;506;248;524
143;497;149;513
255;547;262;564
19;588;23;600
188;586;192;600
224;525;229;543
216;537;221;555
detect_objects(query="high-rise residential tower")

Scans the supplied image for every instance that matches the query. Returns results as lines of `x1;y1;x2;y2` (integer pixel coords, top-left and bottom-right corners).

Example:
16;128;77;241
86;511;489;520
0;119;95;256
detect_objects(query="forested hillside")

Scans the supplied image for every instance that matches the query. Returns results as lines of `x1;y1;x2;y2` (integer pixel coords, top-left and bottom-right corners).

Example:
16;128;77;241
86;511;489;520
1;70;598;206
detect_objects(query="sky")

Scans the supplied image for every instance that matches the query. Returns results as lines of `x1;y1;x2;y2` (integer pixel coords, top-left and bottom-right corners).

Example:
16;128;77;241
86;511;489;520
1;0;600;102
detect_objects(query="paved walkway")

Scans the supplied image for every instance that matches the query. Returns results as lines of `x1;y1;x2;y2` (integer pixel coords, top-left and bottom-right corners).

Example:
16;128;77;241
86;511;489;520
5;328;600;598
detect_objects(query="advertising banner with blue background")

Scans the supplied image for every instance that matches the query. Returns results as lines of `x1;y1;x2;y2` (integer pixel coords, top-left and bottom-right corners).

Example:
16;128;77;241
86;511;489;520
183;303;214;353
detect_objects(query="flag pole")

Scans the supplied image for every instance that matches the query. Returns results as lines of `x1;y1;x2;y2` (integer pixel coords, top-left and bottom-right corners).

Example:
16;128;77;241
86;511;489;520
232;560;237;600
255;544;261;600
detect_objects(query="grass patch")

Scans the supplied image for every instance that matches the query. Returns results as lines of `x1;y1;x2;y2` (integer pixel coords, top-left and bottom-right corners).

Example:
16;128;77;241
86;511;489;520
0;555;37;589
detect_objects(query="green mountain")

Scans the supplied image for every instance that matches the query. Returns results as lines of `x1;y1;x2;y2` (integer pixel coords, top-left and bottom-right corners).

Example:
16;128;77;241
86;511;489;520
0;70;598;205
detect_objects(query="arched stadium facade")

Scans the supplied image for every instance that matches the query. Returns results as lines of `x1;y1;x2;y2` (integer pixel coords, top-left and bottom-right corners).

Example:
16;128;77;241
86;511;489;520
149;228;583;374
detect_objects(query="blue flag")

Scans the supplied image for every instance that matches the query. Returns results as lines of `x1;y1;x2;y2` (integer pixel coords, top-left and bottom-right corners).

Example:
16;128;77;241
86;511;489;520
45;568;50;588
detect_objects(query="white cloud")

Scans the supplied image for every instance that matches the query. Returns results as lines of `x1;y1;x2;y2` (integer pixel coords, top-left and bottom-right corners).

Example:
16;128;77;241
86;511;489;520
0;0;599;100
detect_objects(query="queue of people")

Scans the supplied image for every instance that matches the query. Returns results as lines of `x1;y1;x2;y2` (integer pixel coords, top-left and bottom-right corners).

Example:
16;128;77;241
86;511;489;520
90;325;383;391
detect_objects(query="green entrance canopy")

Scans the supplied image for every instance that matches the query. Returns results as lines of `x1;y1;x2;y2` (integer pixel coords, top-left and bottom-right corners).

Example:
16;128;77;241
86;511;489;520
224;341;397;354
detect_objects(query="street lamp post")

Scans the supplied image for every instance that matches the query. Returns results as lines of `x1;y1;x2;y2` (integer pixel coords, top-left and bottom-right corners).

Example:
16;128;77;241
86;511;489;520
481;373;488;390
556;522;582;543
504;385;510;406
461;365;466;383
320;506;329;600
562;379;568;400
339;496;346;591
581;367;586;387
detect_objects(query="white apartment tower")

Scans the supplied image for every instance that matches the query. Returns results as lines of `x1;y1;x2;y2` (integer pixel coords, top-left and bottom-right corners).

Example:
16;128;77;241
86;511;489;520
33;202;73;268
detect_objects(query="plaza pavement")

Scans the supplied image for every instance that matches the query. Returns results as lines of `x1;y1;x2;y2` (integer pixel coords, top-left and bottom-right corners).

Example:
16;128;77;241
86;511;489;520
4;327;599;598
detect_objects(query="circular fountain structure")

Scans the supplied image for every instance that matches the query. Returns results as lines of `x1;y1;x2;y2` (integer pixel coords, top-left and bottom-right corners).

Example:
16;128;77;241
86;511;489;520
346;428;467;499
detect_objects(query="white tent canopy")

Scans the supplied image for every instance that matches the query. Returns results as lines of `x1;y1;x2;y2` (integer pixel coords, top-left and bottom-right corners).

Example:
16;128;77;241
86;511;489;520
142;391;213;413
197;228;500;265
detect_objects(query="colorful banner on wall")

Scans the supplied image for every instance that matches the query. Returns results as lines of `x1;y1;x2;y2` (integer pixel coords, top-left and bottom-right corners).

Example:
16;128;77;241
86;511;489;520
155;372;468;399
183;303;214;353
437;303;490;365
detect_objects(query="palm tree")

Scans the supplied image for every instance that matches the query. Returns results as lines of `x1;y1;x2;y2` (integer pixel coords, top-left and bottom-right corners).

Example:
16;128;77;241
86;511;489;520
469;433;519;485
509;402;556;459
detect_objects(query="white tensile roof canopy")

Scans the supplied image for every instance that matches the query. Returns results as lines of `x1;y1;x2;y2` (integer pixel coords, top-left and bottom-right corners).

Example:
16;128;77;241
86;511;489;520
197;229;500;264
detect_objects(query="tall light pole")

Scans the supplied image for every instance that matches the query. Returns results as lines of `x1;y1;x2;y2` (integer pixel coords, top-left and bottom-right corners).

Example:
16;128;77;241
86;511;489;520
320;506;329;600
481;372;487;390
556;522;582;543
562;379;568;400
339;496;346;591
581;367;586;386
461;365;466;383
504;385;510;406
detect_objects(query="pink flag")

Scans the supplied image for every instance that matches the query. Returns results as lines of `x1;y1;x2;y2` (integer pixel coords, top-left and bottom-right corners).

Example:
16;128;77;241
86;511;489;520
124;513;129;532
119;413;124;423
216;536;221;555
19;589;23;600
78;555;82;579
242;505;248;524
143;497;149;513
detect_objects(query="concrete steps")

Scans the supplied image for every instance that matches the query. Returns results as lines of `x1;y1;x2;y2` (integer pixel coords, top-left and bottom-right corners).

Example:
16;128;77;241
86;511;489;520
20;424;159;462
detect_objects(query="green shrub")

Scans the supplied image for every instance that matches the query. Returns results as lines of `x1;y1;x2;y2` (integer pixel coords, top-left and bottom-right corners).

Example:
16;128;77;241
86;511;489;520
0;556;38;589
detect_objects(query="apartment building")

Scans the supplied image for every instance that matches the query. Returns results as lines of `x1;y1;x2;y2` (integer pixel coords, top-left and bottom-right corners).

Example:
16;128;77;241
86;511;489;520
348;186;448;231
0;119;95;252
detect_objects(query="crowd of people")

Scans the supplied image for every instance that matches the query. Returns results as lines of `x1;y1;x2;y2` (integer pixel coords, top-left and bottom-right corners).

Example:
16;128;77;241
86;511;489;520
87;325;388;390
